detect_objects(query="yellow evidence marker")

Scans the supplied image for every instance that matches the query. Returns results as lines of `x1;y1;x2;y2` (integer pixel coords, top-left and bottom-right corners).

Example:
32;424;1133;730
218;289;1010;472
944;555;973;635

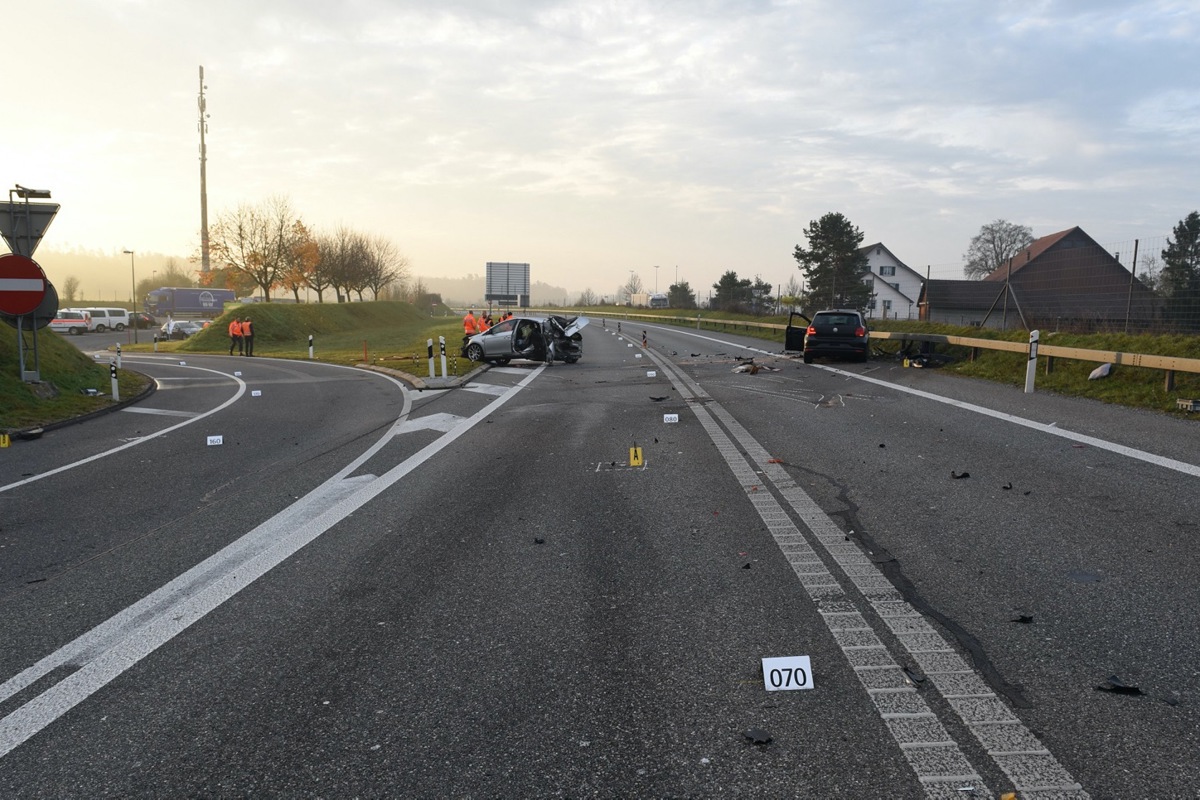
629;446;644;467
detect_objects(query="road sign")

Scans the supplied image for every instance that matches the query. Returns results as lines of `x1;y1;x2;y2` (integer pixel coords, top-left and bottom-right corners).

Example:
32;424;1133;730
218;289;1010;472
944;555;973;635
0;280;58;330
0;253;48;315
0;201;60;257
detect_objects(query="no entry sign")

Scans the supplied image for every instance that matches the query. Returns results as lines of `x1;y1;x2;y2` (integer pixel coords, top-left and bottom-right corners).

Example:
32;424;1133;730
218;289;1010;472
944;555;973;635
0;253;47;316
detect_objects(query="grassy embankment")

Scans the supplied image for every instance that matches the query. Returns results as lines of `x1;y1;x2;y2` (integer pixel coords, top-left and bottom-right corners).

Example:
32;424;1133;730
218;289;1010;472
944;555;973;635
0;302;465;432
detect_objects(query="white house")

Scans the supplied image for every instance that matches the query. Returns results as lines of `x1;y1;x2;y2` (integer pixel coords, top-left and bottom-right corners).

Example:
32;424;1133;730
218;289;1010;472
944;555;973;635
860;243;924;320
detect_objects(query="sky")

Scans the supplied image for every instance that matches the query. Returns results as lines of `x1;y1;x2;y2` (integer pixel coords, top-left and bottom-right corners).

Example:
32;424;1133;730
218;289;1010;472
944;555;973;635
4;0;1199;302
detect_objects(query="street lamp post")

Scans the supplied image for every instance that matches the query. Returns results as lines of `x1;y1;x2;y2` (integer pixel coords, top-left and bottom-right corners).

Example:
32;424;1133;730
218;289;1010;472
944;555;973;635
124;249;138;344
654;265;659;294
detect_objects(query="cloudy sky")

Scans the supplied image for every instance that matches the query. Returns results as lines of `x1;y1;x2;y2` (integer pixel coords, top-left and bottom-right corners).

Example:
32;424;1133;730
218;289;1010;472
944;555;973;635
5;0;1198;301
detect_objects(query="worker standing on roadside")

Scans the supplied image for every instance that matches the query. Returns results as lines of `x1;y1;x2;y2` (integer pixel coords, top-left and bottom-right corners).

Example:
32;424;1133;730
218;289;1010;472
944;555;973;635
241;316;254;357
462;309;478;346
228;317;243;356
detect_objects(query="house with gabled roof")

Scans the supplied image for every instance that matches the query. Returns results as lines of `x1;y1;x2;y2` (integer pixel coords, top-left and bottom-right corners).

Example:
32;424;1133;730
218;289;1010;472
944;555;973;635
860;242;924;320
919;226;1159;331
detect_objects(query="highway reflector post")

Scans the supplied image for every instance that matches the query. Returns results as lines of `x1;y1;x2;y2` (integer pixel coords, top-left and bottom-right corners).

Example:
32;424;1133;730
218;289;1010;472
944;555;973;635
109;361;119;402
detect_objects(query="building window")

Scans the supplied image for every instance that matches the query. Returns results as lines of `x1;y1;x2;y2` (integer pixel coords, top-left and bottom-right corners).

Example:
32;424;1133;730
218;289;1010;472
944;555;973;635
879;265;896;276
890;282;900;291
883;299;892;312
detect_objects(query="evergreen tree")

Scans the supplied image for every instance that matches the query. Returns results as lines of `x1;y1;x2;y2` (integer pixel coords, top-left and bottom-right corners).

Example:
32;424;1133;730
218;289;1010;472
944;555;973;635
711;271;752;311
792;213;870;310
1161;211;1200;331
667;280;697;309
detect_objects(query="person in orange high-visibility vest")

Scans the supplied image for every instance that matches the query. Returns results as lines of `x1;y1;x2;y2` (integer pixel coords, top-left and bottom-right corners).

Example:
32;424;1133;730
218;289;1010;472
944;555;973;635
228;318;243;356
241;316;254;357
478;315;490;333
463;310;477;336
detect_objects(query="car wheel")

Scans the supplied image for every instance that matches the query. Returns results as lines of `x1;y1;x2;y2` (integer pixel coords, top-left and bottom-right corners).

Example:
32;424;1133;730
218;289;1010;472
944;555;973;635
115;323;125;331
71;327;83;336
465;343;484;362
494;357;510;366
857;352;868;363
94;324;106;333
803;352;813;364
564;357;578;364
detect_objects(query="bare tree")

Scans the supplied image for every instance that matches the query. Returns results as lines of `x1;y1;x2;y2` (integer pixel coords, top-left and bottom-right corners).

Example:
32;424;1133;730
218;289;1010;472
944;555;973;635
575;288;598;306
209;195;301;299
62;275;80;302
362;234;410;300
620;273;644;303
963;219;1034;280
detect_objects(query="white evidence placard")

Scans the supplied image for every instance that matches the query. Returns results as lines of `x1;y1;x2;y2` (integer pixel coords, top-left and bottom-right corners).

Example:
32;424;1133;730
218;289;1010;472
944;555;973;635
207;435;224;446
647;371;657;377
251;390;262;397
761;656;814;691
663;414;679;423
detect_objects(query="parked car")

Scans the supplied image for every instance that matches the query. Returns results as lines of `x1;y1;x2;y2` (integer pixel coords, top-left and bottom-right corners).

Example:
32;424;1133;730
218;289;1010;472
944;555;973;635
159;320;205;340
130;312;158;329
62;308;97;332
461;315;588;365
802;309;870;363
49;310;92;336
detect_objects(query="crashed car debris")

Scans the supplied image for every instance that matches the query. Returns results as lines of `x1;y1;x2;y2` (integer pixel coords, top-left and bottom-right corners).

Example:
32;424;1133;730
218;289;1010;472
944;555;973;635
461;315;589;365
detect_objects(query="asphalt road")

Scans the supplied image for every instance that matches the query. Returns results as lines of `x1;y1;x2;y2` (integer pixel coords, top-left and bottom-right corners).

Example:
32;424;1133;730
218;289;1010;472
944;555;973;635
0;322;1195;798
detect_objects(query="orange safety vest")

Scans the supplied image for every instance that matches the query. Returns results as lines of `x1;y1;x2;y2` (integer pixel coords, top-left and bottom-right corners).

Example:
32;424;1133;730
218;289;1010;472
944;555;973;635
478;317;490;332
229;320;242;336
463;313;477;334
242;319;253;335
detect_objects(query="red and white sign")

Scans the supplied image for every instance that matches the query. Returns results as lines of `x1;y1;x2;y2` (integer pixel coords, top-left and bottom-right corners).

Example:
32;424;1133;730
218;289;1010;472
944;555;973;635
0;253;47;316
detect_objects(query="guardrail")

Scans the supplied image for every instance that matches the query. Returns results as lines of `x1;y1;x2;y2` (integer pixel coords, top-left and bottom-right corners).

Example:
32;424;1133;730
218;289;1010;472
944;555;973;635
870;331;1200;391
529;308;1200;392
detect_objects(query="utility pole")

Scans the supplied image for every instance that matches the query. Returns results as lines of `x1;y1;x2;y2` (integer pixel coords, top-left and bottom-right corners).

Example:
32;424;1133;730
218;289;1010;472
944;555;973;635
198;65;211;274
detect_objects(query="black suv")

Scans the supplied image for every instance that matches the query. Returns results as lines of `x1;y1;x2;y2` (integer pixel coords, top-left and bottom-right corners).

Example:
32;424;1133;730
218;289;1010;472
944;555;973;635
803;309;870;363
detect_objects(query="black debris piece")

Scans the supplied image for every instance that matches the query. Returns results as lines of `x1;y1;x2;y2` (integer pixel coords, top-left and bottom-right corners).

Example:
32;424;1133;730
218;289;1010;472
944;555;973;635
1010;614;1034;624
650;396;669;402
1002;482;1013;490
690;353;701;357
879;443;886;448
743;728;772;745
742;563;752;570
1096;676;1142;696
1162;693;1180;707
534;538;545;545
903;666;926;686
951;471;970;480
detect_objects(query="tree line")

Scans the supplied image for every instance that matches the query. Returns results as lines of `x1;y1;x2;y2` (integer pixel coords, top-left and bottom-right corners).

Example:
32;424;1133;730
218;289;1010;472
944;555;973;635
203;196;411;303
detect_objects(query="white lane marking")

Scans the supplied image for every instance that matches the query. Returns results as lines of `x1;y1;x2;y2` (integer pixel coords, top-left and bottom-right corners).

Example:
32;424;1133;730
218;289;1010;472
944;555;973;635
0;361;411;496
0;366;542;759
489;366;532;375
395;412;465;433
644;347;1088;797
461;383;508;397
121;408;198;418
637;324;1200;478
0;366;244;494
641;352;984;791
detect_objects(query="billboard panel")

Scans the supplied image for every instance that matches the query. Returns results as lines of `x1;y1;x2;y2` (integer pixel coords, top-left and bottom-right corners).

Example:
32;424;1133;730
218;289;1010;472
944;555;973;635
486;262;530;307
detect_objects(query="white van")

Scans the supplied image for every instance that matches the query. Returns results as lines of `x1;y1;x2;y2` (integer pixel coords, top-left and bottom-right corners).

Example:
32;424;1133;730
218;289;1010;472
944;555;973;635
64;308;97;332
79;307;130;332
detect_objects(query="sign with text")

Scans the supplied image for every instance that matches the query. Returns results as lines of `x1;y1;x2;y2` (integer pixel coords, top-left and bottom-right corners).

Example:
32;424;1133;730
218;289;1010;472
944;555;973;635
761;656;814;691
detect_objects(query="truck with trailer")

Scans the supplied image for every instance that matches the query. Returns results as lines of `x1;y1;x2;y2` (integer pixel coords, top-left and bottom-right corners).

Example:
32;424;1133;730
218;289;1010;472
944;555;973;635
144;287;235;318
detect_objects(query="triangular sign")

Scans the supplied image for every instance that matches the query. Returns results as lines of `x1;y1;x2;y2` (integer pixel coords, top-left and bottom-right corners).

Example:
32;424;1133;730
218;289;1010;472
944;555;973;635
0;201;60;257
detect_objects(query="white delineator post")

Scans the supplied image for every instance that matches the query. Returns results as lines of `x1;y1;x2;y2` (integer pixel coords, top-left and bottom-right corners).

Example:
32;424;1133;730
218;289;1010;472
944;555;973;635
427;338;435;378
439;336;448;378
1025;329;1039;394
115;343;122;369
110;361;120;401
308;334;314;360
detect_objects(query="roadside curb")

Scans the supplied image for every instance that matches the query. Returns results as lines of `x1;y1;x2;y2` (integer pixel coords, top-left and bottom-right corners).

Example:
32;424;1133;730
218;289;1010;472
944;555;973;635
355;362;491;390
4;369;157;440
